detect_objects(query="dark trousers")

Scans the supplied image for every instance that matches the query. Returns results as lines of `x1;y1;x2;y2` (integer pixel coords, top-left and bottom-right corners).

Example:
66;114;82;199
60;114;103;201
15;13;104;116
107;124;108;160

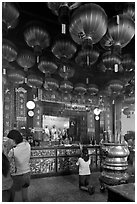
79;175;90;188
2;187;15;202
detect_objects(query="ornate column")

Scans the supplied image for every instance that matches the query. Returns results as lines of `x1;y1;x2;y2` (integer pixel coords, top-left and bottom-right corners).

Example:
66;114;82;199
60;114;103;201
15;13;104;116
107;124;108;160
15;86;27;130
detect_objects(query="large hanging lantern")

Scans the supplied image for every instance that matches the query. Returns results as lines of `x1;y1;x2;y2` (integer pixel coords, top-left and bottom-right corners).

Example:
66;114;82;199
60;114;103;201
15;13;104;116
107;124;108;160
88;84;99;96
102;51;123;73
52;40;77;60
108;80;123;93
2;2;19;29
107;14;135;49
43;78;59;91
123;3;135;21
75;49;99;67
2;39;18;62
38;60;58;76
122;54;135;73
69;3;107;47
27;74;43;89
60;80;73;93
16;50;35;71
59;65;75;80
24;25;50;63
7;69;25;84
47;2;81;34
74;83;87;95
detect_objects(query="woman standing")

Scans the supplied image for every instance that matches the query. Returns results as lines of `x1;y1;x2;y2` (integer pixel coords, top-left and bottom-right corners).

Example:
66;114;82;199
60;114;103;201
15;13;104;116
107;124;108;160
7;130;31;202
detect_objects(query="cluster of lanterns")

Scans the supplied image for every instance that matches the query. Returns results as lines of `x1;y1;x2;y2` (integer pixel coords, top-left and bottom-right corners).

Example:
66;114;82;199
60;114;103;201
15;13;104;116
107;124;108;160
2;2;135;105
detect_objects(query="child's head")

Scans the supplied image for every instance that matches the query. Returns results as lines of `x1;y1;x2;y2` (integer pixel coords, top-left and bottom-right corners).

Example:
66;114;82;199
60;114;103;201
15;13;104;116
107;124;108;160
82;147;89;162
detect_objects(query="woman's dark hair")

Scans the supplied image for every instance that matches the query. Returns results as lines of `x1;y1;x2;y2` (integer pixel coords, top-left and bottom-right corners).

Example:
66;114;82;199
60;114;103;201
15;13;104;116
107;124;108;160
2;153;10;177
7;130;23;144
82;147;89;162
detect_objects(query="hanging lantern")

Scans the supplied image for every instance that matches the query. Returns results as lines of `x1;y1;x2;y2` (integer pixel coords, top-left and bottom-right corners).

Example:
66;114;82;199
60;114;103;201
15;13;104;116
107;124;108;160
69;3;107;47
47;2;81;34
123;3;135;21
88;84;99;96
102;51;123;73
2;2;19;29
24;25;50;63
122;54;135;73
27;74;43;89
43;78;59;91
2;59;15;76
59;65;75;79
52;40;77;59
108;80;123;93
108;14;135;49
124;95;135;104
74;83;87;95
2;39;18;62
7;69;25;84
60;80;73;93
16;50;35;71
75;49;99;67
38;60;58;75
100;32;114;50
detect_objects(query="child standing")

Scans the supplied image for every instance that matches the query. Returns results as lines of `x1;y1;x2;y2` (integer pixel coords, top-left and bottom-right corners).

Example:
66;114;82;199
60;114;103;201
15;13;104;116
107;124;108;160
76;147;94;195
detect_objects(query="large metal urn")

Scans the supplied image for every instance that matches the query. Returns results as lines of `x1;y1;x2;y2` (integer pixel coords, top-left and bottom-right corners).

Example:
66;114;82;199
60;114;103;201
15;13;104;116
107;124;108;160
100;142;129;188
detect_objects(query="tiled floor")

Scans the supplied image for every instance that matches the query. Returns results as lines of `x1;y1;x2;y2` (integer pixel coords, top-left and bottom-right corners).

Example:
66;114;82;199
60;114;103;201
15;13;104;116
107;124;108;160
28;172;107;202
14;164;134;202
14;172;107;202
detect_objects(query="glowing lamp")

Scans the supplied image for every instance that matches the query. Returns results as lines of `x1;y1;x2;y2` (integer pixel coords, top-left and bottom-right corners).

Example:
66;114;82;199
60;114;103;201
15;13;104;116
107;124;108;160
26;101;35;110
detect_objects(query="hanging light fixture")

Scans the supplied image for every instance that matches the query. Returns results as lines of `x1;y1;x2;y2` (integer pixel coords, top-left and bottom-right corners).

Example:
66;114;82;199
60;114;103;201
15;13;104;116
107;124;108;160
69;3;107;48
123;2;135;21
100;32;114;50
2;2;19;30
59;65;75;80
43;78;59;91
108;80;123;95
7;69;25;84
124;95;135;105
38;60;58;76
47;2;81;34
88;84;99;96
74;83;87;95
60;80;73;93
27;74;43;89
75;49;99;67
52;40;77;60
107;14;135;51
24;25;50;63
2;39;18;62
101;51;123;73
16;50;35;71
26;101;36;110
122;54;135;73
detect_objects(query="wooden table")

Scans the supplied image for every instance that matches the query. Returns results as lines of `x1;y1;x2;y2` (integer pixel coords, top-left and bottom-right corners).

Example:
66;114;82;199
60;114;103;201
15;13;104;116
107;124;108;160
107;183;135;202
